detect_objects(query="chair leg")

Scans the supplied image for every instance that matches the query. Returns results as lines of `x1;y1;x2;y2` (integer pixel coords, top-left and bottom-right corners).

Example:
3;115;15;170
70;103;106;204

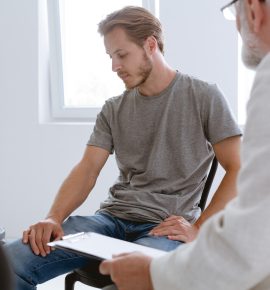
65;272;78;290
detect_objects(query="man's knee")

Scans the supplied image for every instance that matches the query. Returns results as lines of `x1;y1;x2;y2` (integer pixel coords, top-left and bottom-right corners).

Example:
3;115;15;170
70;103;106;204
4;240;37;289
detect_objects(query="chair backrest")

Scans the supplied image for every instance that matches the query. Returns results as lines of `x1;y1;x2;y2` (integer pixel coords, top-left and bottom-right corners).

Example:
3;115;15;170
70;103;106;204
198;156;218;211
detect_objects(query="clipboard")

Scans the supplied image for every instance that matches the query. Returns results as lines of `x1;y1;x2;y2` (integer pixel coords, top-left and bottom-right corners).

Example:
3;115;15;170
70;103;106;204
48;232;166;260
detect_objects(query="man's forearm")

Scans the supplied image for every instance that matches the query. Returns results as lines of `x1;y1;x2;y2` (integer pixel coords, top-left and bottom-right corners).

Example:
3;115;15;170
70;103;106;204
46;164;97;224
195;169;238;228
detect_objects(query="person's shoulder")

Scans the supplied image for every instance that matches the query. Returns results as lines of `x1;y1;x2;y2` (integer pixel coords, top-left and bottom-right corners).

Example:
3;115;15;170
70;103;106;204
257;52;270;70
175;71;221;101
105;89;133;105
105;93;124;105
248;53;270;110
176;71;218;91
254;52;270;83
101;89;135;114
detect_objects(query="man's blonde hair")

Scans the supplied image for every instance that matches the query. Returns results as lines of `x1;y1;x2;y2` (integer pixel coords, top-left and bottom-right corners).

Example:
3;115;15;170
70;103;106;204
98;6;164;54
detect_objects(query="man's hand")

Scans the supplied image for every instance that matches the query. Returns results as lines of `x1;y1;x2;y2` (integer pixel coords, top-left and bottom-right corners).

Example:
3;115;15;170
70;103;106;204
22;218;64;257
100;252;154;290
149;215;199;243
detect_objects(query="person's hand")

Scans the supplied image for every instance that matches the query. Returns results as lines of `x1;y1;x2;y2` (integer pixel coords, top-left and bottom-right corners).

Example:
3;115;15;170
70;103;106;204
100;252;154;290
149;215;199;243
22;217;64;257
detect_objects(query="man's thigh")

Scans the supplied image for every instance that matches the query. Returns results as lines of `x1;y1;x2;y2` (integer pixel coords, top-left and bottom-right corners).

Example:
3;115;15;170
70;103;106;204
6;238;90;286
62;213;118;236
5;213;118;286
134;235;183;251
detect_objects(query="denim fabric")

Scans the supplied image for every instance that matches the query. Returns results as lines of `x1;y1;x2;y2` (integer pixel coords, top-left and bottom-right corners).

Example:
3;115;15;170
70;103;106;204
5;213;182;290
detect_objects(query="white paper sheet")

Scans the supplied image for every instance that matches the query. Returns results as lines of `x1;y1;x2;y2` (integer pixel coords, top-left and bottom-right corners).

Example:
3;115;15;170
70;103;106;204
48;232;166;260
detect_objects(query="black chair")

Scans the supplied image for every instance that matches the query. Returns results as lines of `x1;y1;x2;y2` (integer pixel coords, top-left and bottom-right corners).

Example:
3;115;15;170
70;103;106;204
198;156;218;212
65;157;218;290
0;227;5;245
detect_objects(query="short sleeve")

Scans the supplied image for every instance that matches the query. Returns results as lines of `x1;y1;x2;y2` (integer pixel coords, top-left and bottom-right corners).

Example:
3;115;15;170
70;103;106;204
87;102;114;154
203;84;242;144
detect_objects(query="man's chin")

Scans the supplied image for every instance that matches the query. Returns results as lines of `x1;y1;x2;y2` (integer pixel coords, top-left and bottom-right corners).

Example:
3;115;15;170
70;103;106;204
242;46;264;70
124;80;142;90
124;83;134;90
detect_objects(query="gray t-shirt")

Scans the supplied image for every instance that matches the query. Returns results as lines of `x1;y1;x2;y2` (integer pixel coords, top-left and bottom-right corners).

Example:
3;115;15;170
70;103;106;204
88;72;241;224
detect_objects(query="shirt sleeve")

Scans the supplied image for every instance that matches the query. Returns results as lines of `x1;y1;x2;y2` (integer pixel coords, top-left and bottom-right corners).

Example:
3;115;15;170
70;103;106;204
202;84;242;144
87;101;114;154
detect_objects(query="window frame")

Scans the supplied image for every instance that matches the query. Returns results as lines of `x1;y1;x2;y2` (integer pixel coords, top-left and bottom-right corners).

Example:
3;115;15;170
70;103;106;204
47;0;159;122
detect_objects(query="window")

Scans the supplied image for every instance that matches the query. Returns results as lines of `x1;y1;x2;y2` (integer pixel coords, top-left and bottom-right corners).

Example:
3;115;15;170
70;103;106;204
47;0;159;121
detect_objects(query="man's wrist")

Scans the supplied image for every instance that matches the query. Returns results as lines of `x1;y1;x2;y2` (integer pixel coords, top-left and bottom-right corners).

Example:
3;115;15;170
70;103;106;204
45;214;63;224
193;220;201;229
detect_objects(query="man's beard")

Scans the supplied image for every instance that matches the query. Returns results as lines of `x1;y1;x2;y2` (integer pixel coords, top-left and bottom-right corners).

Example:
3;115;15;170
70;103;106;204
240;8;266;69
125;51;153;89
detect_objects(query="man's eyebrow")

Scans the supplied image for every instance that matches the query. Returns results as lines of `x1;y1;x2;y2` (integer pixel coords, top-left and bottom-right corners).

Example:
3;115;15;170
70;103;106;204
106;49;125;55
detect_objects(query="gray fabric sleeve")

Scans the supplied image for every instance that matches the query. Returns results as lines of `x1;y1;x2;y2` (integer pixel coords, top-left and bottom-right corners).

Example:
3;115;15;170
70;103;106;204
203;84;241;144
87;102;114;154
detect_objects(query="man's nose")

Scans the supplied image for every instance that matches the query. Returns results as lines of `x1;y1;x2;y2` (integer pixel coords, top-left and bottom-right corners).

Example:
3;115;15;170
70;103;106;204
112;58;122;72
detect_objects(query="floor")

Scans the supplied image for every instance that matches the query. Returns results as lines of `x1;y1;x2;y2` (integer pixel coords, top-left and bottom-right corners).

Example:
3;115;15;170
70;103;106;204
38;274;97;290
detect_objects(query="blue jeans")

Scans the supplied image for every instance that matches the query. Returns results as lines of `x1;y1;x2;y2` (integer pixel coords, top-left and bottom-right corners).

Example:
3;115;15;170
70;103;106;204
5;213;182;290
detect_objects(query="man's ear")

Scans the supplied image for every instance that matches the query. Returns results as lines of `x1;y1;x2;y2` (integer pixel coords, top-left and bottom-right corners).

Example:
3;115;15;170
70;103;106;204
144;36;157;55
246;0;265;33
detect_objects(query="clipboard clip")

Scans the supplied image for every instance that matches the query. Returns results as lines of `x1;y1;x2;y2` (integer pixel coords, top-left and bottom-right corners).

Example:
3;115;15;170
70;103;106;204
62;232;86;243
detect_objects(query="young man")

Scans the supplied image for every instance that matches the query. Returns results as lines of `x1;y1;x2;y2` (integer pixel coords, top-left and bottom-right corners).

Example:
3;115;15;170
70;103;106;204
100;1;270;290
5;6;241;290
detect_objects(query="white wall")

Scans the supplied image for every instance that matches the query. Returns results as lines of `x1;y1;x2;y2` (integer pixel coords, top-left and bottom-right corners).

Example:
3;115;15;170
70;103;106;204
0;0;238;239
160;1;238;108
